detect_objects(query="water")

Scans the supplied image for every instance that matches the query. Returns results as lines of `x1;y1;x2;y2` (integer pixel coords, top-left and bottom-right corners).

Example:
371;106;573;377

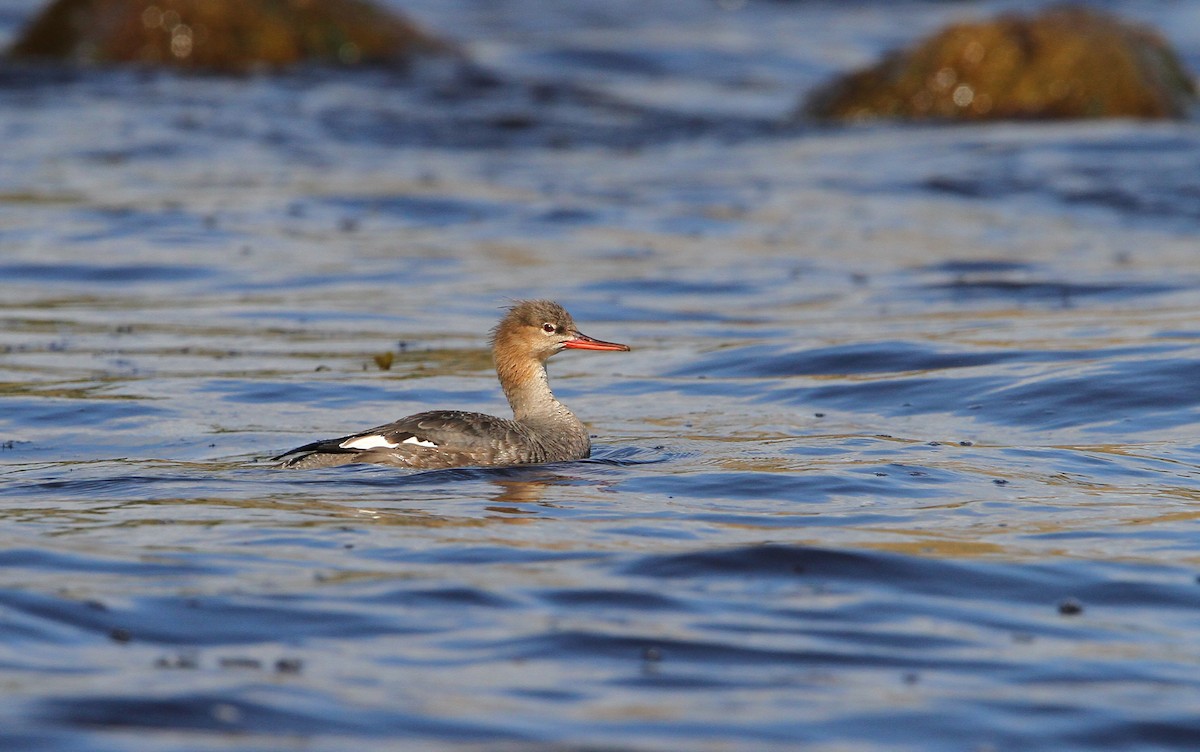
3;0;1200;749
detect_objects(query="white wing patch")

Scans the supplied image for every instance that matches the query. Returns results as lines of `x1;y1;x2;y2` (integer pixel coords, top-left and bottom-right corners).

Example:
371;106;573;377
337;434;438;451
340;435;398;450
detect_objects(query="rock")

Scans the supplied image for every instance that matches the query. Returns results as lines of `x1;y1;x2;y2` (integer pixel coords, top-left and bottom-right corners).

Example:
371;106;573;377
803;6;1196;121
7;0;453;72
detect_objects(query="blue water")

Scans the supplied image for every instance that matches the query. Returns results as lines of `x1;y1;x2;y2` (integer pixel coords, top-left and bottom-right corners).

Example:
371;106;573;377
4;0;1200;749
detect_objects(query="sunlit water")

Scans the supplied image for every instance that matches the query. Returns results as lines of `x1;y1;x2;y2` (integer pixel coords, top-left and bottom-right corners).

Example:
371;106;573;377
3;0;1200;749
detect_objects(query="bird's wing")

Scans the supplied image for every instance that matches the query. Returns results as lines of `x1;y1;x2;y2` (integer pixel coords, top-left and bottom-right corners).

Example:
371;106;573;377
273;410;527;463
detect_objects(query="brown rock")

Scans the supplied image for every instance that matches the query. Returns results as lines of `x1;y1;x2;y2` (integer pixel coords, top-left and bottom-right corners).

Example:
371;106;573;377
803;6;1196;121
8;0;453;72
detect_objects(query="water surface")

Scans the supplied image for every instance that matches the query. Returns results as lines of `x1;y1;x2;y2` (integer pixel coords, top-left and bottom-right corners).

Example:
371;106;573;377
3;0;1200;749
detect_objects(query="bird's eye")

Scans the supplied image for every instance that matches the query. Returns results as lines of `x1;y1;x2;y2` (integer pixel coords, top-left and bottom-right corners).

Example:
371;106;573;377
542;323;557;334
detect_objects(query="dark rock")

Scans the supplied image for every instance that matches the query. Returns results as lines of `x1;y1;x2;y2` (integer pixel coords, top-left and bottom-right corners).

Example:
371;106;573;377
8;0;454;72
803;6;1196;122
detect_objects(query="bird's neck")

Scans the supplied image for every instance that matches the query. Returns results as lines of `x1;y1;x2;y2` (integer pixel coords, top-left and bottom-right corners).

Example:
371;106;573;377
496;354;578;426
495;350;591;461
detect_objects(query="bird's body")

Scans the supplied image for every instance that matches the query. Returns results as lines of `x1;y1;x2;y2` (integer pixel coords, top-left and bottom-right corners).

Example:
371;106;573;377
274;300;629;469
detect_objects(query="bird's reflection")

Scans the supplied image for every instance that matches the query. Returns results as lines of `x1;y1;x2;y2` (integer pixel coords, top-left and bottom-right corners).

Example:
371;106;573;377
269;456;632;527
485;478;549;510
483;470;572;515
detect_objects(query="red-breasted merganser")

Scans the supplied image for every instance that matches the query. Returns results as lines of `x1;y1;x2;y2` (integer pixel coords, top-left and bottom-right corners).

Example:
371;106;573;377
274;300;629;469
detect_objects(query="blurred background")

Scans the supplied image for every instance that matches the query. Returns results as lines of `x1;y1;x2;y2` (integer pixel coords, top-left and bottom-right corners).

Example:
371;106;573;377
3;1;1200;750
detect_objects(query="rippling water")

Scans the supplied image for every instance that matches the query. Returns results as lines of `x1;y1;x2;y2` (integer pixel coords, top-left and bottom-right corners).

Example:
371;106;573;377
4;0;1200;749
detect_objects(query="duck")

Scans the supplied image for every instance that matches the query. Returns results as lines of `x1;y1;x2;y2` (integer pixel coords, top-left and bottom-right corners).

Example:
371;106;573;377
274;299;629;469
